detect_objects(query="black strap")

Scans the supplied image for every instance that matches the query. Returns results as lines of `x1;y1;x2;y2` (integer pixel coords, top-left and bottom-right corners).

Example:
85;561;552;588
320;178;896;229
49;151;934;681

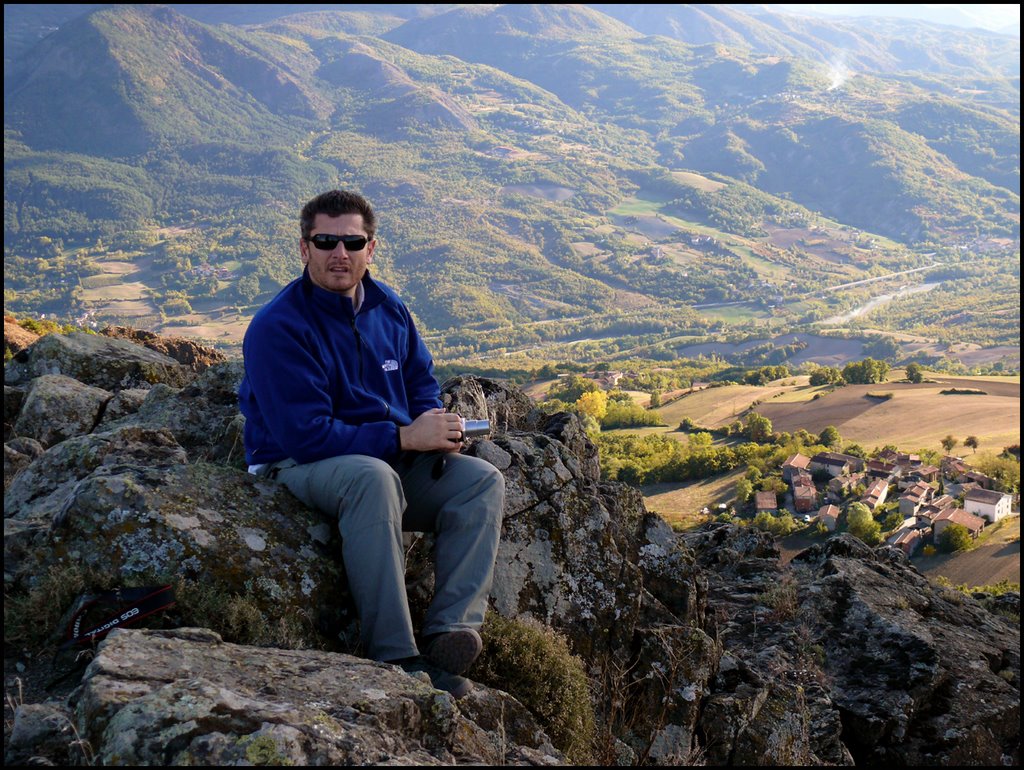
60;585;176;651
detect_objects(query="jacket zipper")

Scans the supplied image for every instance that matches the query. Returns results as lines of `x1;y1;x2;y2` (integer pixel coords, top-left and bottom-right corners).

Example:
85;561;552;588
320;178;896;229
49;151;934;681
349;316;364;384
350;315;391;418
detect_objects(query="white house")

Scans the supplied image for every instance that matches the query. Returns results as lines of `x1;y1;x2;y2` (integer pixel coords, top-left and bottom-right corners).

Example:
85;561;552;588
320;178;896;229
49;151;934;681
963;488;1012;523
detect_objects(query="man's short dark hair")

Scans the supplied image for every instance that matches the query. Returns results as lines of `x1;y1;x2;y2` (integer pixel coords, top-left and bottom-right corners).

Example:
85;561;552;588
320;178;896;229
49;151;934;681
300;190;377;240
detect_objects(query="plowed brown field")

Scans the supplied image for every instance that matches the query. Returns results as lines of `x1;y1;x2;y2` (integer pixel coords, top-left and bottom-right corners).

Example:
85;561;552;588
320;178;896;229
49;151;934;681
755;376;1019;450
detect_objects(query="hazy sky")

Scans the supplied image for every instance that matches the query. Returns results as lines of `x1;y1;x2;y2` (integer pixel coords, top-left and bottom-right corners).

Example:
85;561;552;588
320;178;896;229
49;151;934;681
772;4;1021;33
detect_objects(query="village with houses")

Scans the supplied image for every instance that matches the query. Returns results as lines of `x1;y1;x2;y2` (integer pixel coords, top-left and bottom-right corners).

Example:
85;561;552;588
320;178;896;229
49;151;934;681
756;449;1017;556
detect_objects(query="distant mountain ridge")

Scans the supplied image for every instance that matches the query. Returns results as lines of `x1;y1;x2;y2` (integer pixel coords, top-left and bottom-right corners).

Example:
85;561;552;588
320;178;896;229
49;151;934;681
596;4;1020;77
3;4;1019;364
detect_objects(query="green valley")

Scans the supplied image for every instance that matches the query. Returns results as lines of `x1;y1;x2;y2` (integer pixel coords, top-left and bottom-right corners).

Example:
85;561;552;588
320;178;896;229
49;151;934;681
3;4;1019;375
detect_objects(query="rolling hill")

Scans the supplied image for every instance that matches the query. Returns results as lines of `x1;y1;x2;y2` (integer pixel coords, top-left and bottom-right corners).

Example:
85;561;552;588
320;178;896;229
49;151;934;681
3;3;1019;371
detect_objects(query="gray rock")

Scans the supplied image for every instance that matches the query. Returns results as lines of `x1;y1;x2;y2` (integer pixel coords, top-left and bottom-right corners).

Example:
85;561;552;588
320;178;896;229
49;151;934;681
793;535;1019;765
5;701;81;766
441;374;534;434
4;438;43;493
5;332;194;391
4;426;189;523
8;449;348;646
4;385;26;441
96;388;149;425
99;361;247;465
13;374;111;448
99;325;227;372
75;627;564;766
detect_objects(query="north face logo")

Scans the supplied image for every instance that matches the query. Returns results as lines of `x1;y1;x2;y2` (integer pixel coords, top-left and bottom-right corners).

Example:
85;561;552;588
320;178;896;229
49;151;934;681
381;359;399;372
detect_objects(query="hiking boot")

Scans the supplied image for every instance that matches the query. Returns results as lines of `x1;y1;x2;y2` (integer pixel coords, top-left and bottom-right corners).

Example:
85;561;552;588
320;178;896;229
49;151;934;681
423;628;483;676
395;656;473;699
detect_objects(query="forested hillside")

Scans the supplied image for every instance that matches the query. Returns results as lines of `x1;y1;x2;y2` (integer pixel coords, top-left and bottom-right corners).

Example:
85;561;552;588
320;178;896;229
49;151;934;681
3;4;1019;371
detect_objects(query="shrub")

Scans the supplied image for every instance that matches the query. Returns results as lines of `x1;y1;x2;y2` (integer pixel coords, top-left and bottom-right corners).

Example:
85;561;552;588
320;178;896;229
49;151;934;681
938;523;972;553
751;510;799;536
175;579;314;649
4;563;98;647
472;613;595;764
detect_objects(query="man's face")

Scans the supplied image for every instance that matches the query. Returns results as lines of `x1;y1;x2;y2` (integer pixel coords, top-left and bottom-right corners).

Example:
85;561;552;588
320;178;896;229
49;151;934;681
300;212;376;297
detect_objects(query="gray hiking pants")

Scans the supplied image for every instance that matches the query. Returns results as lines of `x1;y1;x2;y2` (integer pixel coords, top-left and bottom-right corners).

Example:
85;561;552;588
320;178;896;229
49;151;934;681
271;451;504;662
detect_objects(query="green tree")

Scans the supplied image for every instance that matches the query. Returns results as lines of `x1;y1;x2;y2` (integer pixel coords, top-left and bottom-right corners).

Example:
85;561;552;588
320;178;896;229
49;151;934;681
547;375;600;403
863;336;901;361
964;436;980;453
743;365;791;385
842;358;891;385
236;274;260;303
882;510;905;532
809;366;844;386
759;476;788;495
794;429;814;446
735;477;754;505
818;425;842;448
844;443;868;459
905;363;925;383
941;435;959;453
846;502;881;545
939;523;972;553
974;454;1020;494
746;412;773;443
689;432;713;449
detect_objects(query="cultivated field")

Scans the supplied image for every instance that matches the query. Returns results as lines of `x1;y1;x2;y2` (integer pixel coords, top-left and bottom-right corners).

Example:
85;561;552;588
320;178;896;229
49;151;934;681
673;334;866;367
667;170;726;192
160;316;252;342
656;383;796;429
634;372;1019;541
754;376;1020;451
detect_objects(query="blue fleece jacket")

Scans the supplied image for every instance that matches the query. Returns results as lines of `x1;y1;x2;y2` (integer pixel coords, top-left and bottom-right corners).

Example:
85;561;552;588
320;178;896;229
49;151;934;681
238;269;442;466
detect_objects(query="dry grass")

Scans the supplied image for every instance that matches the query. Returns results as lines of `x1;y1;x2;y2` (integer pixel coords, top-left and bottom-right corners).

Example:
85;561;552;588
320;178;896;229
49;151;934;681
914;517;1020;587
641;469;745;529
668;170;726;192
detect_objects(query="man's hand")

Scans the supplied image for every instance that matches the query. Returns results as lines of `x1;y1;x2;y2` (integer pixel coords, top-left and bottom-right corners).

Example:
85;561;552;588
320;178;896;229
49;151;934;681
399;408;464;452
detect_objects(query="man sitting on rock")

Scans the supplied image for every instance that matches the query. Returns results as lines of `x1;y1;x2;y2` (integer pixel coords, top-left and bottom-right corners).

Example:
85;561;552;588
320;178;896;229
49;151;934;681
238;189;505;698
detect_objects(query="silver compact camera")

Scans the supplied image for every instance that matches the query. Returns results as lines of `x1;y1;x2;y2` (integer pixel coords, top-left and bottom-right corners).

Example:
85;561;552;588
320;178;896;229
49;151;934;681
461;419;490;438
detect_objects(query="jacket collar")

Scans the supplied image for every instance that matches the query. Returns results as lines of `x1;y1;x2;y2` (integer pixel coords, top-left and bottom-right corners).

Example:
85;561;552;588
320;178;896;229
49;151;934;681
301;268;387;317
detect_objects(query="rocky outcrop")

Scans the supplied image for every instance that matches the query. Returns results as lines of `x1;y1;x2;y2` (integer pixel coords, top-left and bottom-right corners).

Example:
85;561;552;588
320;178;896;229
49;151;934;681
4;330;1020;766
100;325;227;372
7;627;562;766
683;526;1019;766
793;538;1019;765
3;317;40;355
5;332;194;392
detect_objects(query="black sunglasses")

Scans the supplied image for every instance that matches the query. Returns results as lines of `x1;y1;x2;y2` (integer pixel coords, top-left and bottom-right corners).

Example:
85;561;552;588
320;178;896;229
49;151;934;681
307;233;371;252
